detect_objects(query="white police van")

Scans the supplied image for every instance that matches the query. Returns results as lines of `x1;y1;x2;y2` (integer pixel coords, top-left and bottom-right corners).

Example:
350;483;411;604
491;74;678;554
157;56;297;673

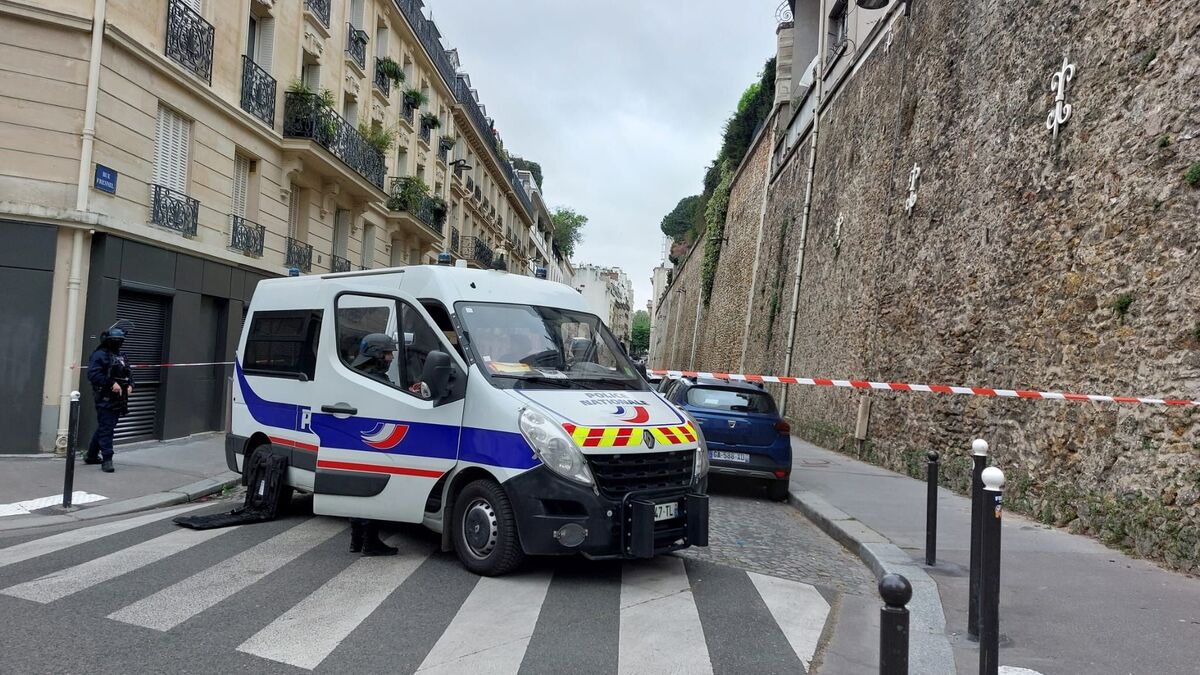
227;264;709;575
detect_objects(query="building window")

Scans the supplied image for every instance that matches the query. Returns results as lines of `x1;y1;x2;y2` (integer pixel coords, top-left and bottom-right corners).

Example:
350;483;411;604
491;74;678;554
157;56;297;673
333;208;351;258
287;185;301;240
247;13;274;73
827;0;849;62
232;154;251;218
153;105;191;194
302;62;320;90
361;222;376;269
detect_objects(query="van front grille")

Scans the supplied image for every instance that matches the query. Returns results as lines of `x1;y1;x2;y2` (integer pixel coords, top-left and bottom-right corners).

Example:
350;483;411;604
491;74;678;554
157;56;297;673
587;450;695;499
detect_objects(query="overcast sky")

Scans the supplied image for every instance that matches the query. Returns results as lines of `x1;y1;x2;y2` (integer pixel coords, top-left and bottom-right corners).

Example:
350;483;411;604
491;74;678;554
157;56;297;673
428;1;780;309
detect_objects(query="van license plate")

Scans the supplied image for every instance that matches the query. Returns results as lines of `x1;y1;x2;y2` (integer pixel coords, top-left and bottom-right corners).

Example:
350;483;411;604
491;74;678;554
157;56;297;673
654;502;678;521
710;450;750;463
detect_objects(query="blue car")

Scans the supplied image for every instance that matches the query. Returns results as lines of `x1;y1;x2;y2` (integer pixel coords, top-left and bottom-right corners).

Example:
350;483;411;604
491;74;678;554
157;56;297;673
662;377;792;501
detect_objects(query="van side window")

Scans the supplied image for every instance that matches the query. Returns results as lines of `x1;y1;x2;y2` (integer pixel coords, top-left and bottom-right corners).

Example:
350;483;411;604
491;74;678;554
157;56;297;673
335;294;400;385
400;303;444;391
421;300;464;361
243;310;321;380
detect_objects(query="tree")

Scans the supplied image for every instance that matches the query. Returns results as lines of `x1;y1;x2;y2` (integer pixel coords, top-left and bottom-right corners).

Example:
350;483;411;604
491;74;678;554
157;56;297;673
660;195;701;240
510;156;543;189
631;310;650;355
551;207;587;258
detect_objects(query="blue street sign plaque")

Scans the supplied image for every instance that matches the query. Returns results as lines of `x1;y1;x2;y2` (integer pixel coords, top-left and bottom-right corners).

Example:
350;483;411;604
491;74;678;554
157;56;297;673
93;164;117;194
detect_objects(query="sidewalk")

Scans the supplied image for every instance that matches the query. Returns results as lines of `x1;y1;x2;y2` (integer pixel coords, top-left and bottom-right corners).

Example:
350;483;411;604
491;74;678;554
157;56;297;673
788;438;1200;675
0;433;239;532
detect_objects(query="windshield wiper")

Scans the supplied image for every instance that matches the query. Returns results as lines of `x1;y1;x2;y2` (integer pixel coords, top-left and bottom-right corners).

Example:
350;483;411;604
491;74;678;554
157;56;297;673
489;374;576;389
572;375;641;391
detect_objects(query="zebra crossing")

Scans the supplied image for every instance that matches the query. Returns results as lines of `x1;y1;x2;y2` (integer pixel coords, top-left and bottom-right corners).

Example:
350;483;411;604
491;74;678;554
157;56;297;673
0;504;835;674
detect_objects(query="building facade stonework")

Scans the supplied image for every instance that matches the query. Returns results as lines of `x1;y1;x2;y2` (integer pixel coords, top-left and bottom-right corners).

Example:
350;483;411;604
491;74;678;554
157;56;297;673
652;1;1200;571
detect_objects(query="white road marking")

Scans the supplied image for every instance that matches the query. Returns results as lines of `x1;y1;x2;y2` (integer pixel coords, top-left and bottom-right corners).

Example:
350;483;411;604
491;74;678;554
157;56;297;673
0;492;108;517
747;571;831;669
2;526;235;603
107;517;344;631
618;557;712;675
416;571;553;674
237;537;431;670
0;503;208;569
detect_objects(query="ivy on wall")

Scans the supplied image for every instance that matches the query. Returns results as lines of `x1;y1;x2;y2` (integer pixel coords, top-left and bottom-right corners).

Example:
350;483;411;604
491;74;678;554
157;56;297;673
700;160;735;305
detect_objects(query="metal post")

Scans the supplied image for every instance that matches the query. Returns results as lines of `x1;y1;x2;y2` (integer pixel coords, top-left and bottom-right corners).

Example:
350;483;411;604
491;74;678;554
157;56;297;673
62;391;81;508
879;573;911;675
979;467;1005;675
967;438;988;639
925;450;939;566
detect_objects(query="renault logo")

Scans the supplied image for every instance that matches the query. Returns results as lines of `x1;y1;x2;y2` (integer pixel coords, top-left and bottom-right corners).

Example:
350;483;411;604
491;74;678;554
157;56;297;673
643;430;655;448
728;420;737;428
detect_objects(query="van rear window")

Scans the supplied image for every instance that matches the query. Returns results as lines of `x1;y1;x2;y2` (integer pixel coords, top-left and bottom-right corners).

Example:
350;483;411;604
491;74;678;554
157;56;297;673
243;309;321;380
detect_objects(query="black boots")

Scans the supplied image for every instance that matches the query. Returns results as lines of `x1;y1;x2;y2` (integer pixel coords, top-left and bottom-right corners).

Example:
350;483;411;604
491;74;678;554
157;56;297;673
350;520;397;556
83;455;103;465
101;460;114;473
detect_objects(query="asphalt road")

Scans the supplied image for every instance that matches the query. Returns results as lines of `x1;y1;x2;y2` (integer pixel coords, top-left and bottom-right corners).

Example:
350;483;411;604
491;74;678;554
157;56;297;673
0;480;875;674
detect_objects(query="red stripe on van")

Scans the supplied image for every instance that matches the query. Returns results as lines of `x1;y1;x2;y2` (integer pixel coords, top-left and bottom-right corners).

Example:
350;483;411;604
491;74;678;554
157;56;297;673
270;436;319;453
316;459;443;478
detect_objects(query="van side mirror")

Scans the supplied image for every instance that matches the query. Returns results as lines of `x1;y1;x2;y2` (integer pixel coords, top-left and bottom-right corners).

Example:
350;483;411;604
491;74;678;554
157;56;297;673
420;350;453;403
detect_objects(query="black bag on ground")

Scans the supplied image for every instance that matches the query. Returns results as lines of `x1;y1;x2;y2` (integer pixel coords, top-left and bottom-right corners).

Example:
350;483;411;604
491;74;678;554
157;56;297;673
174;452;289;530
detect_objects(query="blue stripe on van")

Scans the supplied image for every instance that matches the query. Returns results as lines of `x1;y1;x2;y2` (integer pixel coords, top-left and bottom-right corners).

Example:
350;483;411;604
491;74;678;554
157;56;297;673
238;361;538;470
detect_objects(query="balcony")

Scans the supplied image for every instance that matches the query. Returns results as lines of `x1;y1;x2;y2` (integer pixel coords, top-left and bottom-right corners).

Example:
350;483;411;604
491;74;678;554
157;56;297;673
240;55;276;126
346;24;368;71
401;103;415;126
286;237;313;272
388;177;445;234
229;215;265;256
394;0;458;89
304;0;330;29
330;254;352;273
450;226;460;255
458;236;493;268
165;0;214;84
283;91;386;190
418;125;431;144
149;184;198;237
437;136;452;162
373;58;391;97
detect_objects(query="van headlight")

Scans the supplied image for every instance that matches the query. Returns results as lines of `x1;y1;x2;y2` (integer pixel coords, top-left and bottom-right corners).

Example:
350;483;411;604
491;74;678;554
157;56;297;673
679;410;709;481
518;408;594;486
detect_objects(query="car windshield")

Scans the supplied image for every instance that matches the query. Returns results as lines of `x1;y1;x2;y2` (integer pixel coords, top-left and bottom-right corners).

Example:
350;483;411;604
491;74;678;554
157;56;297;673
455;302;646;391
685;387;776;414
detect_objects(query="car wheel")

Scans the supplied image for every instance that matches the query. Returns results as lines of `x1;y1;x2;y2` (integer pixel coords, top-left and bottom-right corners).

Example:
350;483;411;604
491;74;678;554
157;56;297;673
767;479;790;502
453;479;524;576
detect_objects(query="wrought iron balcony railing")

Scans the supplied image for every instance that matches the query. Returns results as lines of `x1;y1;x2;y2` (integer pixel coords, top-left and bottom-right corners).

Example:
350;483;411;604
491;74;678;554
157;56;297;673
346;24;368;70
401;103;415;125
165;0;214;84
418;125;431;144
393;0;458;90
305;0;330;28
283;92;386;189
437;137;450;162
150;184;198;236
229;215;265;256
286;237;313;272
240;55;276;126
330;254;352;273
373;58;391;97
450;226;460;254
388;178;445;233
458;236;493;268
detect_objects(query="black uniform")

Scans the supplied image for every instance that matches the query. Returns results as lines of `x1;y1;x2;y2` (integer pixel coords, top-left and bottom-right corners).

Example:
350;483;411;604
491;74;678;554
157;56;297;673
85;344;133;463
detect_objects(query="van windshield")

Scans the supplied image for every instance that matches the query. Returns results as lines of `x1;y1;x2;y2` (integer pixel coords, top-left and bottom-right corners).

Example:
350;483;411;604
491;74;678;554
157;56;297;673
455;302;646;391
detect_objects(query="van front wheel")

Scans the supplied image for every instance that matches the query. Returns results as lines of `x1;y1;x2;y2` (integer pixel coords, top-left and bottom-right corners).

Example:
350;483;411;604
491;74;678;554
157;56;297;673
452;479;524;576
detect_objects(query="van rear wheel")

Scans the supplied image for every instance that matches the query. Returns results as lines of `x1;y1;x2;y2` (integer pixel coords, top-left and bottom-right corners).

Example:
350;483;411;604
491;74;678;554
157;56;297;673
452;479;524;576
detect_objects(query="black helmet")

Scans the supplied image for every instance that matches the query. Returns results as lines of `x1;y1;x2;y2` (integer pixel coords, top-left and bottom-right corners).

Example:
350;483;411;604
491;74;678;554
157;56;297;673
352;333;397;367
104;327;126;349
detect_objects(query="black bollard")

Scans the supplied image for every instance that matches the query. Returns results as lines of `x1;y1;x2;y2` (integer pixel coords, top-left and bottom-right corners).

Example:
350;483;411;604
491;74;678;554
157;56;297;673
978;467;1005;675
925;450;939;566
967;438;988;639
879;573;912;675
61;391;81;508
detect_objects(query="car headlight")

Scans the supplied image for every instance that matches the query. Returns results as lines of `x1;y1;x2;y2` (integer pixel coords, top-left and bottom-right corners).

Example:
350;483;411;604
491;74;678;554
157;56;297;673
518;407;594;486
678;409;709;481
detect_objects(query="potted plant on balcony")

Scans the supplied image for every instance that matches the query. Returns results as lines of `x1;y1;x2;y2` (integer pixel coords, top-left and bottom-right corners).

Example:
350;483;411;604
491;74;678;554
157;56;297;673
420;112;441;130
429;196;448;226
357;121;396;154
375;57;405;87
439;135;456;151
389;175;429;211
403;88;427;110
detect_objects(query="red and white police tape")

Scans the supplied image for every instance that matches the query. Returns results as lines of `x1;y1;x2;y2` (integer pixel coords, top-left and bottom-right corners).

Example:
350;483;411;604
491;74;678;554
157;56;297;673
72;361;235;370
647;369;1200;407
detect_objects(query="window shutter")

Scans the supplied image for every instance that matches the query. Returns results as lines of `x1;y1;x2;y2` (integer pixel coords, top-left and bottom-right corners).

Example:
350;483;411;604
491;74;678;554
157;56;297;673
154;105;190;194
361;222;375;267
257;17;274;73
232;155;250;217
287;185;300;239
333;209;349;257
182;0;202;13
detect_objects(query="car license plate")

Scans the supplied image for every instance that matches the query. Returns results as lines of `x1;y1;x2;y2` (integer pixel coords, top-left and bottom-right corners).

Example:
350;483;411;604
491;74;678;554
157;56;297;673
654;502;678;522
710;450;750;463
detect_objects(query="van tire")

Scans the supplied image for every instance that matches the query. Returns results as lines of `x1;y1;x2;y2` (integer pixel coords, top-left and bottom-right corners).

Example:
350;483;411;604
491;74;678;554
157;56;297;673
452;479;524;576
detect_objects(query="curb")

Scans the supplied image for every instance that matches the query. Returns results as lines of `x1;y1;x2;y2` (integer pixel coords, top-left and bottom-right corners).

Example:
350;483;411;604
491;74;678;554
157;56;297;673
0;472;241;532
788;489;957;675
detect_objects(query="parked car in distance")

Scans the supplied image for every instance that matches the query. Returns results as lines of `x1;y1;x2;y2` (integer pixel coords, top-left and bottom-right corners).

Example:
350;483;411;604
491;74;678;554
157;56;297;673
661;377;792;500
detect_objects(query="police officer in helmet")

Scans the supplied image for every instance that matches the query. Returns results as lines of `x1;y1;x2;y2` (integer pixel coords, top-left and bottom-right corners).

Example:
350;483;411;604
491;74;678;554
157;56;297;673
85;325;134;473
347;333;400;556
